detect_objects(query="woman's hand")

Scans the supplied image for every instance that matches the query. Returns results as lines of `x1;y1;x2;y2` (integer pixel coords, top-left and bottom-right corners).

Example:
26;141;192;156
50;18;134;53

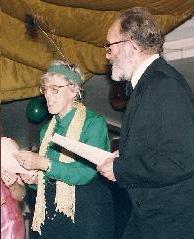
1;170;26;201
15;150;49;171
20;171;38;185
1;169;17;187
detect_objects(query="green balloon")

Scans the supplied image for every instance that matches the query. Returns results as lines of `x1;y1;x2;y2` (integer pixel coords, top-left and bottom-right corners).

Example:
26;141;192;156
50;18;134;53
26;97;48;124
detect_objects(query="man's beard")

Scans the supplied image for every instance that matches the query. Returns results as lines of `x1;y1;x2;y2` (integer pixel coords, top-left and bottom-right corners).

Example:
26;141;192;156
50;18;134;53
111;60;133;82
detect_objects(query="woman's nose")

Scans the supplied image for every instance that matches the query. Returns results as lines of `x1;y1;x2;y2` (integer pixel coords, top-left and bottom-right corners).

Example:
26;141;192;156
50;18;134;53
44;88;53;99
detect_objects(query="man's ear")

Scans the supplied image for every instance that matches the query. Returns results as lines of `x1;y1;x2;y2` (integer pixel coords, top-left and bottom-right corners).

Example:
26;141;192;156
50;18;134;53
131;40;139;51
124;39;140;59
123;43;134;59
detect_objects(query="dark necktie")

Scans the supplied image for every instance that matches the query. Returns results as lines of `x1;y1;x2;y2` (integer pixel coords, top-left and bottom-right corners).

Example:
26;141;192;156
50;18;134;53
125;81;133;98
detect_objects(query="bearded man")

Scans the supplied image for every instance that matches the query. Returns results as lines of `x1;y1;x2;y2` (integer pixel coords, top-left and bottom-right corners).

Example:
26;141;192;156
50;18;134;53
98;7;194;239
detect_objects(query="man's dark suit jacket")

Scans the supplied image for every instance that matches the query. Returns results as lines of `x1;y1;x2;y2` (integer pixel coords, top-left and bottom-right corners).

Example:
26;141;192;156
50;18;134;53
114;57;194;239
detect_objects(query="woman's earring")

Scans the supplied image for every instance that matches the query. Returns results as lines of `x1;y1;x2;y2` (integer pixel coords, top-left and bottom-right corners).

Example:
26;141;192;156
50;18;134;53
72;90;83;107
78;91;82;100
72;96;79;107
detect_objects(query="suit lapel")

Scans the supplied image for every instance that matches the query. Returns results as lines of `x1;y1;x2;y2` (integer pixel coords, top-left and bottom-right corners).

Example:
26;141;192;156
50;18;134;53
120;57;164;149
120;79;146;147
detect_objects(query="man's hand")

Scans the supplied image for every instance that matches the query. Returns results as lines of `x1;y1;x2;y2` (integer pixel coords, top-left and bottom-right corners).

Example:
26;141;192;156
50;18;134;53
15;150;49;171
97;155;117;182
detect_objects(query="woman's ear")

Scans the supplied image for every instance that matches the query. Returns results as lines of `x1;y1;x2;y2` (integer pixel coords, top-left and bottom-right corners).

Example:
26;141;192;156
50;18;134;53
69;84;80;97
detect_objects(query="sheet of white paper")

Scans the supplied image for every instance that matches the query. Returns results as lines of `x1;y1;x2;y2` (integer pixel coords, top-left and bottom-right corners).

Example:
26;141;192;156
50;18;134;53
52;133;114;165
1;137;35;176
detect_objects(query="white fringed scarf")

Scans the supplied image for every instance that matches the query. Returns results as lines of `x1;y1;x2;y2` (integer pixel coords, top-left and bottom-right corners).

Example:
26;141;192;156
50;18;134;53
32;103;86;234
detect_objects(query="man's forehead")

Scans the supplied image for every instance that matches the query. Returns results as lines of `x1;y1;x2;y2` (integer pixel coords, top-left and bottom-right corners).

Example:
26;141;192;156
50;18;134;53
107;20;121;40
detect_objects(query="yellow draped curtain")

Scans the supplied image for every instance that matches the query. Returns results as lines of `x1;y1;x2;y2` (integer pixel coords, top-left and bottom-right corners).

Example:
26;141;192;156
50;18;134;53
1;0;194;101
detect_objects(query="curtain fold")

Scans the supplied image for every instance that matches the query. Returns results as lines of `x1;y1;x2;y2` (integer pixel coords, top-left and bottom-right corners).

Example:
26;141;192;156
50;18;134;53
1;0;194;101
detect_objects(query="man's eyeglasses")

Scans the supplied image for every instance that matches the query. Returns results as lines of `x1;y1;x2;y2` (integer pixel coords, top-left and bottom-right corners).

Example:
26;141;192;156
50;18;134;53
103;40;130;54
40;85;67;95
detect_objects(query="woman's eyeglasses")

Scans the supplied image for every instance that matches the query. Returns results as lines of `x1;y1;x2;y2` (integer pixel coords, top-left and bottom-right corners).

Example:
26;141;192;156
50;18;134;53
40;85;67;95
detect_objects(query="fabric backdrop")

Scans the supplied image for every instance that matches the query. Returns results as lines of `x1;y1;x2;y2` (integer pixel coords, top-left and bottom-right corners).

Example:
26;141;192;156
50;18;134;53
1;0;194;101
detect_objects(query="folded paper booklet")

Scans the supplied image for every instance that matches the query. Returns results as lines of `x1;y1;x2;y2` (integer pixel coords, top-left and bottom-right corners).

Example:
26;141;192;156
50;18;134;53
1;137;35;176
52;133;114;165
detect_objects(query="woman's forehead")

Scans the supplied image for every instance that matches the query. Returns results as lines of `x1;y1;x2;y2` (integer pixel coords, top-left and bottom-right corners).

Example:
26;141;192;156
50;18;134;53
43;75;67;85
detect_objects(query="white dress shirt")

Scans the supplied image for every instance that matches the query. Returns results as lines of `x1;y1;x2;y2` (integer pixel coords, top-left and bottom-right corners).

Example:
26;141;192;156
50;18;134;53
131;54;159;89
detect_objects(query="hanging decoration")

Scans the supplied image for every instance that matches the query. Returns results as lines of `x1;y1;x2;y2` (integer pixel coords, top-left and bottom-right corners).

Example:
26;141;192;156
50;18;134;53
26;97;50;124
25;13;68;63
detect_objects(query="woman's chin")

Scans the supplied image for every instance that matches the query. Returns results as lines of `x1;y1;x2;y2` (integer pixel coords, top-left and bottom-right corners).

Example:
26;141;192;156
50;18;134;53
48;107;57;115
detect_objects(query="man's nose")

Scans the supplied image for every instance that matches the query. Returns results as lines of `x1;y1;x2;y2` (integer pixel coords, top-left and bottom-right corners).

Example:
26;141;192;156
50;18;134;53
106;52;112;60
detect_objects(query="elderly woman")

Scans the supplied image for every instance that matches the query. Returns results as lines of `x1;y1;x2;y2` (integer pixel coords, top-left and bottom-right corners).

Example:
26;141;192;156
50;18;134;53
16;60;115;239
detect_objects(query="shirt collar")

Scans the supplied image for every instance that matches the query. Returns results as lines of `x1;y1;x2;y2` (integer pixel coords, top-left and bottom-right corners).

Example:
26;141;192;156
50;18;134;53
55;107;76;128
131;54;159;89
